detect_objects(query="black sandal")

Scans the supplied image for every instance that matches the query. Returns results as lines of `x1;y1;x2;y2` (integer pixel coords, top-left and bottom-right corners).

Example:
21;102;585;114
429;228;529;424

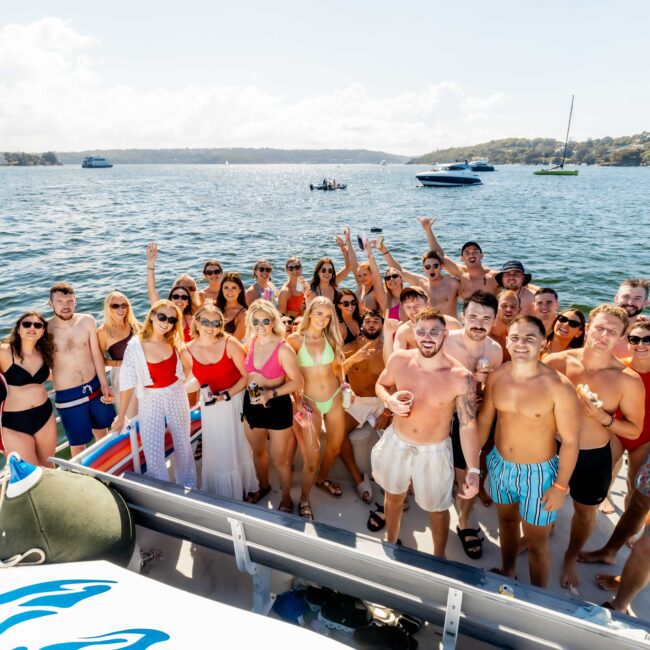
367;503;385;532
245;484;271;504
456;526;484;560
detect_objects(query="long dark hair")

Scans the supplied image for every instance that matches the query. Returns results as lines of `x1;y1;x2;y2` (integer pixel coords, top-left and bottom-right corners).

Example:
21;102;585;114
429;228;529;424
216;272;247;311
336;289;363;327
7;311;54;368
545;309;586;350
310;257;338;293
167;285;194;315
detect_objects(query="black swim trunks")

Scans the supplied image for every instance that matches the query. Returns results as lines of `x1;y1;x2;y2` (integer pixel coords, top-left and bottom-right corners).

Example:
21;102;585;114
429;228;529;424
568;441;612;506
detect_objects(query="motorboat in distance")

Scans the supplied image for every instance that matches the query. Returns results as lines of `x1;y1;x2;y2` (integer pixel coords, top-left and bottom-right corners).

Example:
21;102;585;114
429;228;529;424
82;156;113;168
469;159;495;172
310;180;347;190
416;162;482;187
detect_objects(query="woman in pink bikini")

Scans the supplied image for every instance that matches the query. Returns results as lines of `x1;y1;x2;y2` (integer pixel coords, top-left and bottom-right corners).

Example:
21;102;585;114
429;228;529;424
242;299;303;512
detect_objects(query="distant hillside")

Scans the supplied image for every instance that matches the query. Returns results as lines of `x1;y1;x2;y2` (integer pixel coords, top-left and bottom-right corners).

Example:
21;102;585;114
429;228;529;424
56;148;409;165
409;133;650;166
1;151;61;166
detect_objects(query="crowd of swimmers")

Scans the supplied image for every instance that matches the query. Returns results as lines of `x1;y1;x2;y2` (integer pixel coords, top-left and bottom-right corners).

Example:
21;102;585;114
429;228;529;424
0;218;648;615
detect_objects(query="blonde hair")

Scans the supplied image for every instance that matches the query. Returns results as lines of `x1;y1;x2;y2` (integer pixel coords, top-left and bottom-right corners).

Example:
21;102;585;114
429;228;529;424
173;273;201;309
191;304;225;340
140;299;184;350
298;297;345;366
101;291;140;338
245;299;285;340
588;304;629;334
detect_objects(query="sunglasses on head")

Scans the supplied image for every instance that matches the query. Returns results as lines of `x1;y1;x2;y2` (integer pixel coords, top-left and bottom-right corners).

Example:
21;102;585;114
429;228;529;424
557;314;581;328
320;267;334;274
199;318;222;328
252;318;272;326
171;293;190;301
257;267;272;273
21;320;44;330
287;264;302;271
204;268;222;276
110;303;128;310
384;273;401;281
155;313;179;325
339;300;357;307
415;327;444;338
628;334;650;345
424;263;440;270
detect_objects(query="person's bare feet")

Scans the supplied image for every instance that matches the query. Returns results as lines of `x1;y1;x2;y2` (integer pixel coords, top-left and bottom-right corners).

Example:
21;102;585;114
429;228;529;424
577;547;617;565
561;554;581;588
595;573;622;592
599;497;615;515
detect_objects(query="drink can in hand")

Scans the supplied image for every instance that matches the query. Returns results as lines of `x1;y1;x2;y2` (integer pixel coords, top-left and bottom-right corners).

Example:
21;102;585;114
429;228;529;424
476;357;491;372
247;382;259;400
200;384;215;406
342;383;353;409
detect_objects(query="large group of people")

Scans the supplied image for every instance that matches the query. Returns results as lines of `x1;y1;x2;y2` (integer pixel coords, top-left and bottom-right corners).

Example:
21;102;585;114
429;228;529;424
0;219;648;613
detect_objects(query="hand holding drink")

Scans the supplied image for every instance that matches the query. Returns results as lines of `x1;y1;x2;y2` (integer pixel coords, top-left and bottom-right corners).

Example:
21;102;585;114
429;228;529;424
387;390;414;417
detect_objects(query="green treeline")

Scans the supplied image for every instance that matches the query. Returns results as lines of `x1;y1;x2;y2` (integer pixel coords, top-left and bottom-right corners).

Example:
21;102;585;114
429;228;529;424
1;151;61;166
409;132;650;166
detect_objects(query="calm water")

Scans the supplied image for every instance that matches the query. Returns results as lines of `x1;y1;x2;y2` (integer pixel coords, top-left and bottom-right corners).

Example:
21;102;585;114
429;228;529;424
1;163;649;332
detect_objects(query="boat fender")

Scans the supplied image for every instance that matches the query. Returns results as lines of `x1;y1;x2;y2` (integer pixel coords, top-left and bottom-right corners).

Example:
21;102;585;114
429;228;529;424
0;454;135;567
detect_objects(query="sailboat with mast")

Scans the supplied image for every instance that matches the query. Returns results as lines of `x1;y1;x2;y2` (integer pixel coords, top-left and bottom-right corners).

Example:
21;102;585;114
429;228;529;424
534;95;579;175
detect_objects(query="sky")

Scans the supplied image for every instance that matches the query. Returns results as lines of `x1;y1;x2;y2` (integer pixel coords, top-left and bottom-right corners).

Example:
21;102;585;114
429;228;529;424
1;1;648;155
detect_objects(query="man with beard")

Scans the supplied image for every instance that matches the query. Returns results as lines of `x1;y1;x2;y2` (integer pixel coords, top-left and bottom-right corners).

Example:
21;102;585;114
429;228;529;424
533;288;560;334
544;304;645;588
495;261;538;316
490;290;521;361
478;316;582;587
341;310;390;503
373;307;479;556
417;217;499;297
48;282;115;456
612;278;649;358
444;291;503;559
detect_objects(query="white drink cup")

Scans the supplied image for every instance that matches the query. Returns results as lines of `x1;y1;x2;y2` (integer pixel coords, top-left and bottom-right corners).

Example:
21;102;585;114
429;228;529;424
393;390;414;416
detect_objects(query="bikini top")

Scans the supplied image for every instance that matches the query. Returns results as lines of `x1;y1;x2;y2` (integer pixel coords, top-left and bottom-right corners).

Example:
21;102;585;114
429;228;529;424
343;325;356;345
224;307;245;335
3;351;49;387
191;338;242;393
388;303;400;321
107;331;133;361
244;339;285;380
297;336;335;367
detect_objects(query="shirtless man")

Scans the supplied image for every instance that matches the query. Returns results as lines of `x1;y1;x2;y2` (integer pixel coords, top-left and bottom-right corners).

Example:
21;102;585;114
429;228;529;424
341;310;390;502
373;307;480;556
418;217;499;297
545;304;645;588
478;316;581;587
48;282;115;457
490;290;521;361
533;288;560;333
612;278;649;358
445;291;503;559
495;261;537;316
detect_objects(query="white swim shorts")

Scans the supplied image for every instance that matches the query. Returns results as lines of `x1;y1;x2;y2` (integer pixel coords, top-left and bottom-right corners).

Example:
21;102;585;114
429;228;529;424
371;425;454;512
346;395;384;427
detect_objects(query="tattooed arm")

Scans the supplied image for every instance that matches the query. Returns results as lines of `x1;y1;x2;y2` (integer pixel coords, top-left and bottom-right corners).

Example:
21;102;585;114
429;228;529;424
455;369;480;498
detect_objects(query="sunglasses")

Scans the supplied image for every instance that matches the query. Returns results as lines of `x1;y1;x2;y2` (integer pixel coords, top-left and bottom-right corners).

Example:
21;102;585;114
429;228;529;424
252;318;272;326
320;268;334;274
256;267;272;273
415;327;444;338
204;269;222;276
110;303;128;310
155;313;179;325
557;314;581;328
424;263;440;270
339;300;357;308
384;273;401;281
286;264;302;271
21;321;44;330
628;334;650;345
171;293;190;301
199;318;222;328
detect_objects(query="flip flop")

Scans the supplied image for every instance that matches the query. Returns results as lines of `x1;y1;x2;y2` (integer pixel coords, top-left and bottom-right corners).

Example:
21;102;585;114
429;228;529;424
316;478;343;498
298;501;314;521
278;500;294;514
245;484;271;504
367;503;385;532
355;474;372;504
457;526;484;560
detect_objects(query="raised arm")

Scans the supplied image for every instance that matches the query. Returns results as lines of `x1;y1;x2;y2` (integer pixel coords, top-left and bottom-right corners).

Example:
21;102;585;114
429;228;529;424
335;232;353;283
365;241;389;311
418;217;464;278
146;242;161;305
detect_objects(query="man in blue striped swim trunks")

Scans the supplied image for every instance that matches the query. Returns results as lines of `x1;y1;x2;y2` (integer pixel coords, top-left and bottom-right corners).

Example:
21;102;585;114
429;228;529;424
477;316;582;587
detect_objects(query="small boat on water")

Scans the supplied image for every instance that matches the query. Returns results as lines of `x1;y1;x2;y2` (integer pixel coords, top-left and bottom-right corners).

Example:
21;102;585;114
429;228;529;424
416;162;482;187
469;159;495;172
534;95;579;176
310;180;347;191
82;156;113;169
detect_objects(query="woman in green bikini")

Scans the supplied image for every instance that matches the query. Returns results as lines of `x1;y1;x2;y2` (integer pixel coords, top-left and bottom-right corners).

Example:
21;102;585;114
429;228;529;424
288;297;348;520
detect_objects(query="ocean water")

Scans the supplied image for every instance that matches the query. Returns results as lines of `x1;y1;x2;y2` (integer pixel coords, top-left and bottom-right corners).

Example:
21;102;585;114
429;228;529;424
1;163;649;332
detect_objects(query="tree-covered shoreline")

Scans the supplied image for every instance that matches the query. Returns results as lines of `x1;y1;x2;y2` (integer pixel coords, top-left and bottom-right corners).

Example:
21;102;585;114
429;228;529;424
0;151;61;166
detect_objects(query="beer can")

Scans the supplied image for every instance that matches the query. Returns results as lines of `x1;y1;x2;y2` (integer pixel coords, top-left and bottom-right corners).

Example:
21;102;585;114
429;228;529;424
342;384;353;409
476;357;491;372
247;382;259;399
498;584;514;598
200;384;215;406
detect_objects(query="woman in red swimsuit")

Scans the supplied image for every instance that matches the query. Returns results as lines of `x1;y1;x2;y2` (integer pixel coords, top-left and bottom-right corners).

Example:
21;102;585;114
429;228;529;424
278;257;309;318
181;304;257;500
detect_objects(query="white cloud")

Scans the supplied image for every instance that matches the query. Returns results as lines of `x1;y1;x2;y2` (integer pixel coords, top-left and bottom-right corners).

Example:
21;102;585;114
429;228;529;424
0;18;508;155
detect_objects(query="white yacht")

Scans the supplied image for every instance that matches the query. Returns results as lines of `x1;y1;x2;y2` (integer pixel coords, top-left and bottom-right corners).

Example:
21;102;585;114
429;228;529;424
82;156;113;168
416;162;482;186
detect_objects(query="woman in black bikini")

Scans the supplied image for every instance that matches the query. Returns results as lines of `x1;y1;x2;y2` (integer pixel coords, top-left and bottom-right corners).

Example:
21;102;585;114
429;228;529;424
0;312;56;466
216;272;247;341
336;289;362;347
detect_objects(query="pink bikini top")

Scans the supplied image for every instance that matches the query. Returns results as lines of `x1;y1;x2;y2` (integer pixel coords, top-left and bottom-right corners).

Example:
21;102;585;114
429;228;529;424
244;339;285;380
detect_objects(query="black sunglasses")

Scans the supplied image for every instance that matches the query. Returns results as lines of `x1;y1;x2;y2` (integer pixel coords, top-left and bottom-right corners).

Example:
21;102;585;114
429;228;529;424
557;314;581;329
204;269;222;276
21;320;44;330
384;273;401;281
628;334;650;345
171;293;190;301
256;267;272;273
199;318;222;328
252;318;272;326
287;264;302;271
424;263;440;270
156;313;179;325
320;267;334;274
339;300;357;307
110;303;128;310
